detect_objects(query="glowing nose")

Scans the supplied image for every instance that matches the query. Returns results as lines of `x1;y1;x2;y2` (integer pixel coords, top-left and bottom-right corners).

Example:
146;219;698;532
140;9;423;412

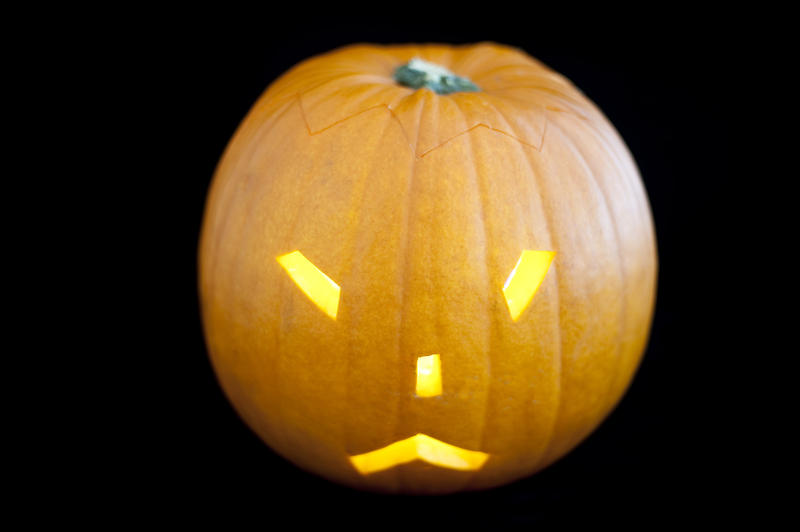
416;354;442;397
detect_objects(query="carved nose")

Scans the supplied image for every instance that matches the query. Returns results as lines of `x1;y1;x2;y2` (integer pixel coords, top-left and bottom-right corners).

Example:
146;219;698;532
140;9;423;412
415;354;442;397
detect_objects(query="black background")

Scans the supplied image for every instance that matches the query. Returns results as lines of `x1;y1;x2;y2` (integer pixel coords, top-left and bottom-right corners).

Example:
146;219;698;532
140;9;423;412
124;8;751;527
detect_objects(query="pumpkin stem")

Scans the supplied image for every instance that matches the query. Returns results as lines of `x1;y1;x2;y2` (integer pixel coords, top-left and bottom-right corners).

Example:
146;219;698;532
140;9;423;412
394;58;480;95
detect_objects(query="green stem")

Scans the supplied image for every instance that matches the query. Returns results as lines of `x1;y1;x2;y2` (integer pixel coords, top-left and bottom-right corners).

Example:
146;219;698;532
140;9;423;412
394;58;480;95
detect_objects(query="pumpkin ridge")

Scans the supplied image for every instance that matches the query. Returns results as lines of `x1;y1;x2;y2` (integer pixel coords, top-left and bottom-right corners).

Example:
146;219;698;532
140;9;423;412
307;101;391;136
386;94;426;494
418;122;484;157
485;104;562;475
468;62;549;84
299;81;402;133
513;139;564;474
417;123;543;158
455;102;493;492
342;113;404;490
390;98;423;492
564;110;656;407
295;91;312;136
272;112;352;462
480;96;548;152
298;72;391;99
489;89;589;123
297;93;417;156
203;97;305;464
207;99;297;284
486;85;589;121
453;94;563;479
554;119;629;423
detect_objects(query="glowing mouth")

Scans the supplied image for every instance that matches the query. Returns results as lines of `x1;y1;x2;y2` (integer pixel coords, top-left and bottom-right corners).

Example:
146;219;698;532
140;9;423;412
348;433;489;474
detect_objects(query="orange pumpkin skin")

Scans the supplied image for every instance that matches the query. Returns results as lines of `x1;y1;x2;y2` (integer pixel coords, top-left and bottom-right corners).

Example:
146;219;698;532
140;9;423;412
199;43;657;494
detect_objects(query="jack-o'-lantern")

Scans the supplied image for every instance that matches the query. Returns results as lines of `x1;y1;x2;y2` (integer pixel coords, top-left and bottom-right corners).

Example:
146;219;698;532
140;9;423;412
198;43;657;494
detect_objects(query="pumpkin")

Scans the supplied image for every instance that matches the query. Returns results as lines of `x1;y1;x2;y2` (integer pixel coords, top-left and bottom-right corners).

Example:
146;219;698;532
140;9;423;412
198;43;657;494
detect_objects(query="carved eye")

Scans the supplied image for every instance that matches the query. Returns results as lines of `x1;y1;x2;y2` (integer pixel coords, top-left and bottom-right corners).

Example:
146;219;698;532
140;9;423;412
277;251;341;319
502;250;555;321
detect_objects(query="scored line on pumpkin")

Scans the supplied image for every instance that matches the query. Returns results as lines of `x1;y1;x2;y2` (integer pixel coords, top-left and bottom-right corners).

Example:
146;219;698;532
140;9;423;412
295;93;547;158
417;122;543;158
296;94;417;155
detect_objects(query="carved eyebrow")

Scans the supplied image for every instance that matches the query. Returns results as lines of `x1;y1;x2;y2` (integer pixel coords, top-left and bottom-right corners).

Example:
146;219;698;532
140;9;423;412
502;250;555;321
277;250;341;319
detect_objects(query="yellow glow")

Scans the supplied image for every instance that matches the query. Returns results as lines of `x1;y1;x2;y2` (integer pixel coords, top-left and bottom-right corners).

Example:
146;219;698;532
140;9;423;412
415;354;442;397
349;433;489;475
277;251;340;319
502;250;555;321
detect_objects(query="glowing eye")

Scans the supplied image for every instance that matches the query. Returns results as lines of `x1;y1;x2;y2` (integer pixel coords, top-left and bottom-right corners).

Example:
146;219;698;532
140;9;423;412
277;250;341;319
502;250;555;321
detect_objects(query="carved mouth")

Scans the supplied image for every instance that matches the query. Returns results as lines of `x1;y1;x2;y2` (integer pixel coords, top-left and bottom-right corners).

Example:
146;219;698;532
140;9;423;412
348;433;489;474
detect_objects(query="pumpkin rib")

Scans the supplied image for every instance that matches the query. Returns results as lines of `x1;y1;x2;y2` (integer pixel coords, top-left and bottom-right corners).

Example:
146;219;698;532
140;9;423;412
266;48;394;99
467;62;544;84
455;103;494;493
347;109;415;491
274;103;407;482
389;94;430;493
508;136;565;476
578;120;643;413
554;117;630;437
467;98;563;477
581;112;653;261
448;44;493;80
238;175;284;451
295;91;313;136
418;122;483;158
486;88;590;122
574;112;657;408
299;72;393;101
302;83;405;135
554;108;652;380
531;113;637;470
416;122;541;159
523;157;577;468
480;95;547;152
388;93;428;492
453;100;542;486
236;100;307;458
300;99;388;137
296;85;423;156
492;122;546;153
206;99;297;287
487;84;565;95
390;100;423;493
204;99;301;457
385;103;418;156
271;109;350;466
434;45;456;74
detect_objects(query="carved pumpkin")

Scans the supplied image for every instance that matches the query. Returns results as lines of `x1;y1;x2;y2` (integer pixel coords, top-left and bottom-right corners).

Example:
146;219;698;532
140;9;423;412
199;43;657;494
